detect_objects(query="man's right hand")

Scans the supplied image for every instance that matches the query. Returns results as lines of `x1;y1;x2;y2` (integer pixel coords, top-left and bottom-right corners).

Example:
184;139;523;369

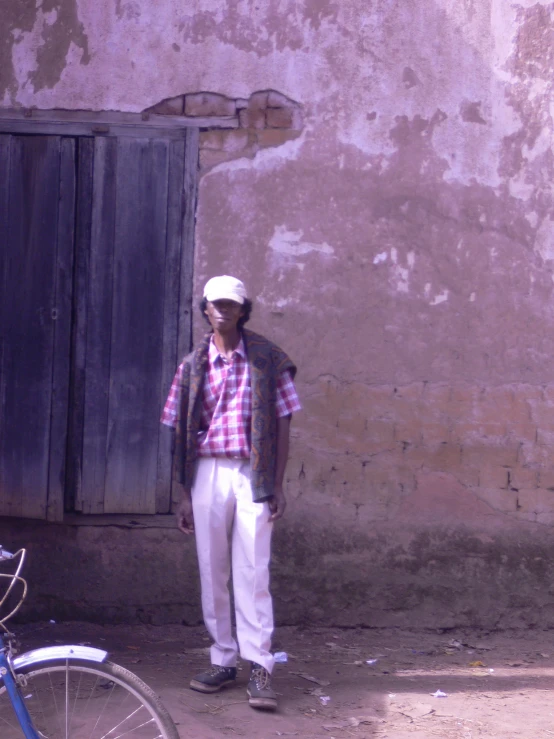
176;490;194;535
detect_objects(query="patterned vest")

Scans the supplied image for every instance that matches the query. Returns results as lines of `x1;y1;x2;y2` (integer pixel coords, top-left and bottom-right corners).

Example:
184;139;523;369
174;329;297;502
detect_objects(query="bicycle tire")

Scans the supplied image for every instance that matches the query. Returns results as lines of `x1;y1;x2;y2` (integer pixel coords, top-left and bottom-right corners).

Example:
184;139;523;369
0;657;180;739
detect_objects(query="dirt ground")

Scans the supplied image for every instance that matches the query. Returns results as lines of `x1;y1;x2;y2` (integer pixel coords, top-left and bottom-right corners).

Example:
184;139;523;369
14;621;554;738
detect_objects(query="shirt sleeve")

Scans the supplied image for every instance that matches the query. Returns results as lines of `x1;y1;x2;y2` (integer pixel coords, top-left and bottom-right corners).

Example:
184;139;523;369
275;369;301;418
160;363;184;428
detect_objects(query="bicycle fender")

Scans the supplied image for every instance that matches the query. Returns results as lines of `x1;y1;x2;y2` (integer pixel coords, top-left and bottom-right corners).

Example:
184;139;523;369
13;645;109;671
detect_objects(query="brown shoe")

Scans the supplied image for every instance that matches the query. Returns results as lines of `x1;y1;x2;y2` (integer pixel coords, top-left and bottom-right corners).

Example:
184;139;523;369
247;663;277;710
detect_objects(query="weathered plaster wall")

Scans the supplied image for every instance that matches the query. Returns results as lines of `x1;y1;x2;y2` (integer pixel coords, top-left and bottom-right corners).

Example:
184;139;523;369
3;0;554;627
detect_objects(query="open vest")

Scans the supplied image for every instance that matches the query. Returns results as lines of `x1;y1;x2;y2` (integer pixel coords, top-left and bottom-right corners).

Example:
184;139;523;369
174;329;297;502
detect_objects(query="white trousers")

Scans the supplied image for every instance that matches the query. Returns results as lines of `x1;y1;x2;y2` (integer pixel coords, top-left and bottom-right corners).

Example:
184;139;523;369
192;457;275;673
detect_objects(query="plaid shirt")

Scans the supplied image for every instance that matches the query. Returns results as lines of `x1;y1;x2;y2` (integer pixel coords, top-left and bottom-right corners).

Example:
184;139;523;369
161;336;301;458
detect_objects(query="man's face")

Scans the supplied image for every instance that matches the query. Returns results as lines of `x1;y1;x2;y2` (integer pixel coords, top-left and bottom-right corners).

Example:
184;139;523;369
205;299;244;332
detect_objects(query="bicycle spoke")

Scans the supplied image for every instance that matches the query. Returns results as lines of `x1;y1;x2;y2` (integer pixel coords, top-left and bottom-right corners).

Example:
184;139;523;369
98;706;154;739
0;660;177;738
88;676;117;739
0;712;21;731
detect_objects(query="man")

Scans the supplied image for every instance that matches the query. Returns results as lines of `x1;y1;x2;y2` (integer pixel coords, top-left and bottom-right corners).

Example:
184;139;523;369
161;275;300;711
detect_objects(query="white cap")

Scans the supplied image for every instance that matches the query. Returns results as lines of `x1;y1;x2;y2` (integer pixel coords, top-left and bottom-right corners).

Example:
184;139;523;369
203;275;247;305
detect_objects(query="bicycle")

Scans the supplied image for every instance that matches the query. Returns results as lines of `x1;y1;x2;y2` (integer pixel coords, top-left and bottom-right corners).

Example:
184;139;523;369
0;545;180;738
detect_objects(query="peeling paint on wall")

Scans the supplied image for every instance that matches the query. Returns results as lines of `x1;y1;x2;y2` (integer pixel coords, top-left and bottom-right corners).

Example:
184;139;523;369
430;289;449;305
269;225;334;257
3;0;554;627
534;217;554;263
1;0;89;103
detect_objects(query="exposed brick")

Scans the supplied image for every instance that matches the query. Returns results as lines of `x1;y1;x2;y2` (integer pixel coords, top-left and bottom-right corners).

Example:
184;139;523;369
345;381;375;408
447;386;479;419
519;384;544;401
287;106;303;130
450;384;481;405
199;130;225;151
256;129;301;148
301;379;342;420
429;443;463;472
267;93;303;130
538;469;554;490
536;508;554;525
529;401;554;431
394;422;422;444
395;383;426;400
403;442;462;472
235;98;249;110
199;148;255;171
147;95;184;115
199;150;230;171
421;423;452;445
471;392;516;433
518;441;550;467
415;401;439;428
184;92;236;117
365;386;396;418
248;91;269;110
366;420;396;444
506;422;537;443
462;444;519;468
516;488;554;524
361;464;414;501
456;465;480;488
424;384;451;407
454;420;508;440
484;385;514;412
199;129;250;153
390;394;422;428
337;410;368;439
510;392;532;422
239;108;266;129
542;383;554;402
267;90;295;108
348;421;395;456
509;467;537;490
536;429;554;446
266;107;294;128
479;466;509;489
477;488;518;513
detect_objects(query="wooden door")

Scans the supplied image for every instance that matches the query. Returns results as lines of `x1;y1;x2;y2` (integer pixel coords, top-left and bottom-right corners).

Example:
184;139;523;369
0;128;198;520
72;132;197;515
0;135;75;520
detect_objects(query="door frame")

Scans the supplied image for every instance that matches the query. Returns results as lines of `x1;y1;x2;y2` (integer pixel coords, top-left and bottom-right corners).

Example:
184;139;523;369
0;108;210;521
0;107;236;138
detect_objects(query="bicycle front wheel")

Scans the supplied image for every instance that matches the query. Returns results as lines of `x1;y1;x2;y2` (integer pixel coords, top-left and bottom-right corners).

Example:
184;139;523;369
0;658;180;738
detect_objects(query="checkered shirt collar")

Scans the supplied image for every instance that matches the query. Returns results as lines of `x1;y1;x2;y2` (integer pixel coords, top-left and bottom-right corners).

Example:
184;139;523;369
208;333;247;363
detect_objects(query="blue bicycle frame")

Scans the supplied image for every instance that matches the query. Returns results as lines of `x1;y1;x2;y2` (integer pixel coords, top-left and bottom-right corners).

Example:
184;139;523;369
0;635;39;739
0;631;109;739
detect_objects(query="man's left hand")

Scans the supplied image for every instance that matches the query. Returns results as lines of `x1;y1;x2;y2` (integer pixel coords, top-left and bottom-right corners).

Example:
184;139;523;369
268;487;287;522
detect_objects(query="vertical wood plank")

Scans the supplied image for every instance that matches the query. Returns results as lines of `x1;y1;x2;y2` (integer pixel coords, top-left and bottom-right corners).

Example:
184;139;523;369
80;137;117;514
156;138;185;513
46;137;76;521
66;137;94;514
0;136;60;518
103;138;169;513
0;135;12;512
177;127;199;362
171;127;199;511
